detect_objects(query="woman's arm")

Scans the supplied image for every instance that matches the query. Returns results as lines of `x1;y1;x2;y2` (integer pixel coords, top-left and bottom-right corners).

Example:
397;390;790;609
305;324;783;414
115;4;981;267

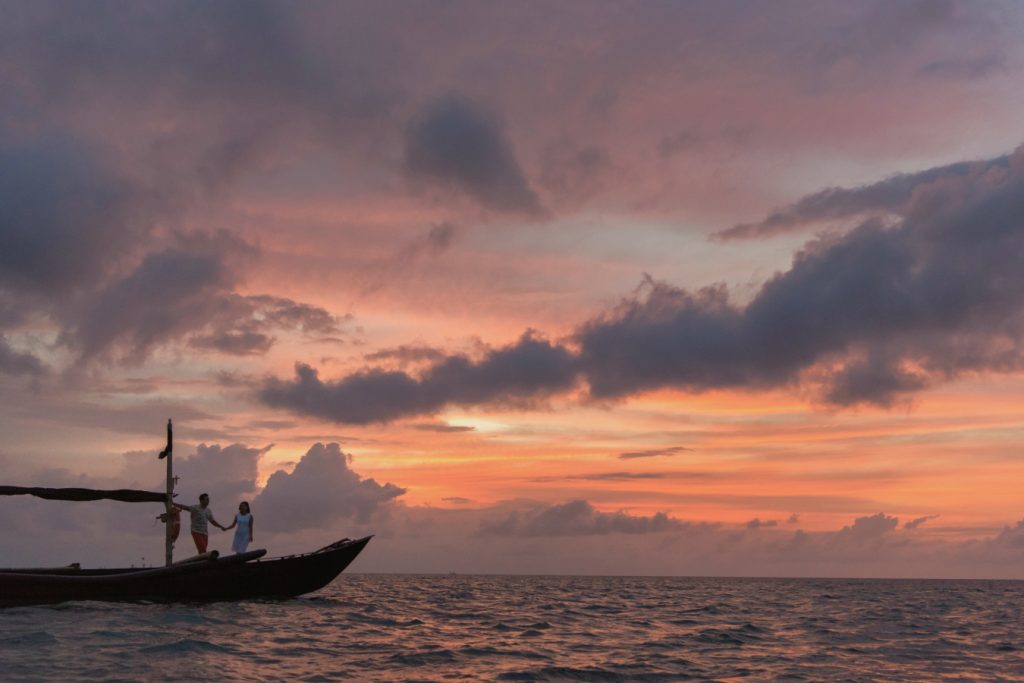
249;516;254;542
223;515;236;531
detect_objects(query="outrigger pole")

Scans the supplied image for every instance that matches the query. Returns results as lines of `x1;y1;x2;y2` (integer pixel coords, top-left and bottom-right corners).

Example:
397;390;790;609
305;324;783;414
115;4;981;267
158;418;174;566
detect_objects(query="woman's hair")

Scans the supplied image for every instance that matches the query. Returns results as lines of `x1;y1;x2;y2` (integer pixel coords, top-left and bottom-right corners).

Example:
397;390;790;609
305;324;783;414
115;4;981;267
239;501;250;515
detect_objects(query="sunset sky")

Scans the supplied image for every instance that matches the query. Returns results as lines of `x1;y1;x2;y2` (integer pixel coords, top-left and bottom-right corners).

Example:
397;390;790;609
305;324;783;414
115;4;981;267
3;1;1024;577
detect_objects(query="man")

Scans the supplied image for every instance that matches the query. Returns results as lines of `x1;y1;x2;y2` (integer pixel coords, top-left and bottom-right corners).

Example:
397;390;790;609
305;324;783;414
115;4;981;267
173;493;225;554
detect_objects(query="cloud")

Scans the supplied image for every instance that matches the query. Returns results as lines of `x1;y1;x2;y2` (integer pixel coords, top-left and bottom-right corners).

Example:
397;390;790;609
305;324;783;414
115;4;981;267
988;520;1024;550
190;331;275;356
821;351;929;407
113;441;266;506
0;138;148;295
260;331;578;424
263;140;1024;416
357;222;463;298
3;218;345;365
921;54;1005;80
714;152;1012;240
0;337;46;376
60;240;241;363
836;512;900;543
750;517;778;531
413;423;475;433
364;345;448;366
904;514;940;530
404;93;544;216
245;295;345;337
173;443;267;506
578;149;1024;406
425;222;457;252
189;296;346;356
538;140;613;207
478;499;682;537
254;442;405;530
618;446;692;460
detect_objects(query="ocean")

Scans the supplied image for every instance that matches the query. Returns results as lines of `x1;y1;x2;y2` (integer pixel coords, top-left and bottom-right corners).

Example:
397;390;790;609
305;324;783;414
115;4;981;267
1;574;1021;681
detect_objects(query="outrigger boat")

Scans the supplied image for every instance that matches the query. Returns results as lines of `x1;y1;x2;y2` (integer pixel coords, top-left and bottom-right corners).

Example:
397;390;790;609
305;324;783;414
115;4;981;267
0;421;371;606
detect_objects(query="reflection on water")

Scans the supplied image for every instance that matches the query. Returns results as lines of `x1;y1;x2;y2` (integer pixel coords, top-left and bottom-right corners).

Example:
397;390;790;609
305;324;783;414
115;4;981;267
1;575;1022;681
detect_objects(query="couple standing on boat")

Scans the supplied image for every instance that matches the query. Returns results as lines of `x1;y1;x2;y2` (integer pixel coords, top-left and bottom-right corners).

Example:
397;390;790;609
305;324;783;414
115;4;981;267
173;494;254;555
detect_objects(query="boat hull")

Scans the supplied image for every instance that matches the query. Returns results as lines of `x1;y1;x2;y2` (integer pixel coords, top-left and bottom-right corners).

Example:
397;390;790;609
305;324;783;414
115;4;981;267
0;536;371;606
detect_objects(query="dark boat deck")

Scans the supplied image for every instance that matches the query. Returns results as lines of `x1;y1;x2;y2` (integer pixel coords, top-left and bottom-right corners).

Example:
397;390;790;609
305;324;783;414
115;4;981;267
0;536;372;606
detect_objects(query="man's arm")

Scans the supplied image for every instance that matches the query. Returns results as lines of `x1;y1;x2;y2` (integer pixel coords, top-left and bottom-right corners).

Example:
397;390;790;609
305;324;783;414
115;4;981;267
208;512;225;530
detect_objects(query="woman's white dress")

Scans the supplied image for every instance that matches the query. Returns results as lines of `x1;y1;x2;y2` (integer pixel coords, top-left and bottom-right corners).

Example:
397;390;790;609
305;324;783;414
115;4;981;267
232;513;252;554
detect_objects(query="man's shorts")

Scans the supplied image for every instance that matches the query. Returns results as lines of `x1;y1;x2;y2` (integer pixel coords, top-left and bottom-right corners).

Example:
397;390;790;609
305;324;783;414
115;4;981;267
192;531;208;553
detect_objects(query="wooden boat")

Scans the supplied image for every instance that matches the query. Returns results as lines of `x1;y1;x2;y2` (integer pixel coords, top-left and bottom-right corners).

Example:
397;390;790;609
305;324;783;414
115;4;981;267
0;421;372;606
0;536;372;606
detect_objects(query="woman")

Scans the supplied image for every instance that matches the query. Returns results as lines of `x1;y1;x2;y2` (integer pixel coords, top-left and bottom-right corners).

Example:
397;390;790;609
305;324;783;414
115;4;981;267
224;501;254;554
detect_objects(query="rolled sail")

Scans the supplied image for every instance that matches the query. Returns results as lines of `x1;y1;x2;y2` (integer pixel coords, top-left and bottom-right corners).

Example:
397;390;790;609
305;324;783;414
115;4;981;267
0;486;167;503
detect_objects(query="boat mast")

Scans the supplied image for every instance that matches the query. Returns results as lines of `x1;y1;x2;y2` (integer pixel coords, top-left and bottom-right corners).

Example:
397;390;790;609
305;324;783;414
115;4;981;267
164;419;173;567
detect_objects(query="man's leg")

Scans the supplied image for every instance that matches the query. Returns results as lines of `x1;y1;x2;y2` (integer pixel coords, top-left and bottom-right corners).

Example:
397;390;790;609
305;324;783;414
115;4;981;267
191;531;208;553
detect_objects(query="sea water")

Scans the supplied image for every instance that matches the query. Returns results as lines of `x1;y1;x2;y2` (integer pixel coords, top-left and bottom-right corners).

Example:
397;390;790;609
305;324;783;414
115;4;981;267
1;575;1022;681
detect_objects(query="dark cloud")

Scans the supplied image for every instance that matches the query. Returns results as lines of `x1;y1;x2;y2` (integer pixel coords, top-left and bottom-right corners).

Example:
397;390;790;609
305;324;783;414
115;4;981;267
260;332;578;424
0;337;46;376
821;352;928;407
60;242;240;363
404;93;544;216
904;514;940;530
0;4;366;373
836;512;899;543
190;331;275;356
39;230;345;363
263;141;1024;415
478;499;682;537
246;295;345;337
185;295;347;357
264;139;1024;413
988;520;1024;550
358;223;462;298
539;140;613;207
714;152;1011;240
817;0;962;65
413;423;475;433
426;222;457;252
746;517;779;530
254;443;405;529
441;496;472;504
246;419;299;431
618;446;692;460
364;345;447;365
580;148;1024;406
2;1;396;149
920;54;1005;80
0;138;147;295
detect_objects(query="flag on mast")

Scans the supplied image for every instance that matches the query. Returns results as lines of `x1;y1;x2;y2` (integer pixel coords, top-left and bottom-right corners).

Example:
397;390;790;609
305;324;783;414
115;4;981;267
158;419;172;459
